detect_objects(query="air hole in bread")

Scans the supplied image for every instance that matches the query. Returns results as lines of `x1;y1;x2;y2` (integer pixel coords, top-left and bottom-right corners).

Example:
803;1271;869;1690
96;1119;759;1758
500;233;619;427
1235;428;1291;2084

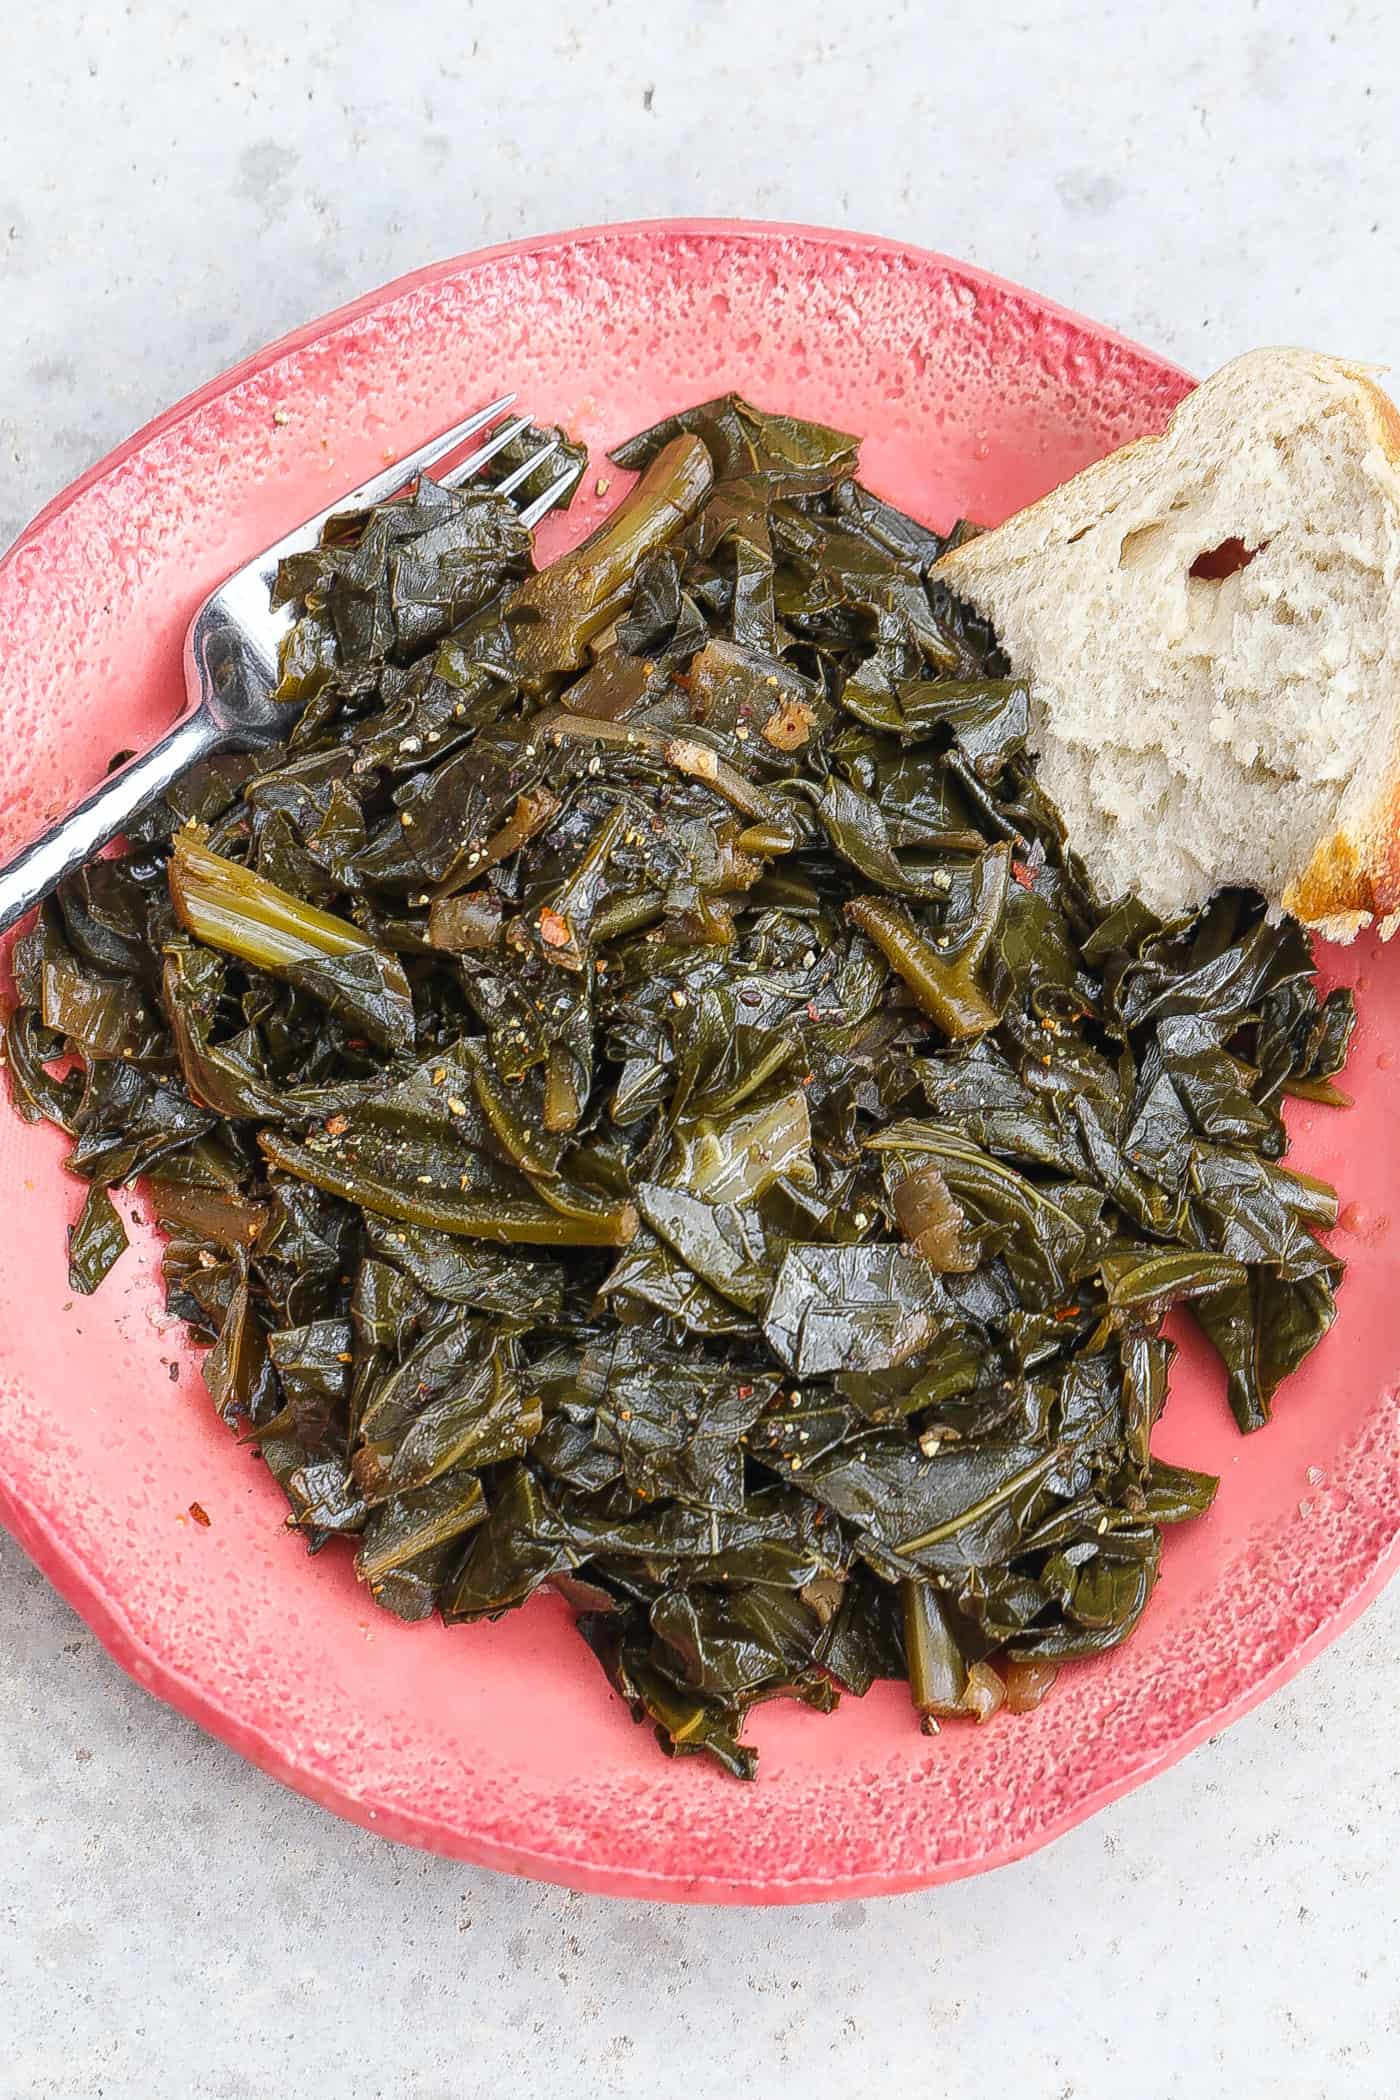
1117;522;1167;570
1244;753;1303;790
1190;536;1267;580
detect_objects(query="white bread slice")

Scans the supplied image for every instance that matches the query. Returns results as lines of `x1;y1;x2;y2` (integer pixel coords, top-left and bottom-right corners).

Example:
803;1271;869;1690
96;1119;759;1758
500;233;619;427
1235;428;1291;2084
936;349;1400;940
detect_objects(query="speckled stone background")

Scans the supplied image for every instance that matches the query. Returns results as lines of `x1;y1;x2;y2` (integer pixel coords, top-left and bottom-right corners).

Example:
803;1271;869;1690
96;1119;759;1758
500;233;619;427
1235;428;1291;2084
3;3;1400;2095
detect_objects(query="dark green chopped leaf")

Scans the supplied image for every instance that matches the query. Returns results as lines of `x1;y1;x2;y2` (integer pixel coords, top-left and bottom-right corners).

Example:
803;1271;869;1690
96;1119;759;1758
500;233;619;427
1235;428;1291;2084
1141;1459;1219;1525
601;1226;756;1335
6;393;1355;1780
42;956;165;1061
1189;1150;1339;1278
762;1243;941;1376
267;1317;352;1446
169;830;415;1053
598;1357;773;1513
610;394;859;493
816;1567;904;1695
443;1463;579;1619
364;1216;566;1320
67;1183;129;1295
356;1467;489;1615
578;1616;762;1781
869;1120;1103;1306
381;1343;537;1495
902;1579;974;1724
1100;1247;1248;1313
201;1277;271;1427
1191;1267;1339;1434
635;1183;778;1313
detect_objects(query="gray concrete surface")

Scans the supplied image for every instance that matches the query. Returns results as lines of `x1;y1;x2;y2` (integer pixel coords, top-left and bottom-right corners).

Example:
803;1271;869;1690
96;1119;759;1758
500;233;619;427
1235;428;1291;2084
3;2;1399;2094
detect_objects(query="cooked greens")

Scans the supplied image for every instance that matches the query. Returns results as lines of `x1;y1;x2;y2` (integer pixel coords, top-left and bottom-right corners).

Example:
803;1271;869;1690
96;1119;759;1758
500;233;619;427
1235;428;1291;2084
5;397;1353;1778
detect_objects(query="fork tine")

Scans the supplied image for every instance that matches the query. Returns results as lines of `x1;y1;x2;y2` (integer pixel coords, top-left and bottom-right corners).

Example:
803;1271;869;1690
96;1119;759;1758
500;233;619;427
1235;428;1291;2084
334;393;518;513
495;438;560;499
262;393;518;565
436;414;533;489
520;459;585;530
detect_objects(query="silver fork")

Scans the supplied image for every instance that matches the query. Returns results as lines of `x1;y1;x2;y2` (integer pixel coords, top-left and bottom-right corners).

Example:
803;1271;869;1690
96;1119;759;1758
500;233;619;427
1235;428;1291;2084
0;393;581;936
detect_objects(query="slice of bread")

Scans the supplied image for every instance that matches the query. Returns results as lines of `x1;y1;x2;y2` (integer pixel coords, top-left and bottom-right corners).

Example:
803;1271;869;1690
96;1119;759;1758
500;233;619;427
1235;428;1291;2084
936;349;1400;940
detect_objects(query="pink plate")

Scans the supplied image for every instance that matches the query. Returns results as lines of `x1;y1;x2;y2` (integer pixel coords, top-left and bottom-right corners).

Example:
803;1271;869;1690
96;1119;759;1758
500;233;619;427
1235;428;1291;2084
2;220;1398;1904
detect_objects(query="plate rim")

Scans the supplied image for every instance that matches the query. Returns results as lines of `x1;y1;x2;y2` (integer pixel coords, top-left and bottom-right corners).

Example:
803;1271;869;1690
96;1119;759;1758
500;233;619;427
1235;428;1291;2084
7;216;1194;561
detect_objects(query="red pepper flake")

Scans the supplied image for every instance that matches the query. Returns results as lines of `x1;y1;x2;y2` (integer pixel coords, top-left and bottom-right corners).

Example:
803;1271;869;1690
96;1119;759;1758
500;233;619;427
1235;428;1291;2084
737;1384;753;1400
324;1113;349;1136
188;1502;211;1528
1053;1304;1080;1323
1011;860;1035;890
761;697;816;752
538;908;571;949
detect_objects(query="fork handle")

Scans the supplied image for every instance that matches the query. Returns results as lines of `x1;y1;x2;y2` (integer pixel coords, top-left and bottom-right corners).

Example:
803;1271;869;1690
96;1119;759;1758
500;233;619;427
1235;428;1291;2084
0;708;223;938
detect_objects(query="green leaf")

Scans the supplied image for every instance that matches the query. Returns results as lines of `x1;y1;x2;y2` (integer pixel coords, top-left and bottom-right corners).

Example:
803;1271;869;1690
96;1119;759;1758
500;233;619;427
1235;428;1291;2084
762;1243;942;1375
67;1184;129;1295
5;388;1355;1781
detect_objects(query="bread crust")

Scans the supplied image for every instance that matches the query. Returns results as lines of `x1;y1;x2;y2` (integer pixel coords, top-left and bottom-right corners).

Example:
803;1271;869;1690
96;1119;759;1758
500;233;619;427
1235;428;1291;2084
937;352;1400;941
1279;369;1400;938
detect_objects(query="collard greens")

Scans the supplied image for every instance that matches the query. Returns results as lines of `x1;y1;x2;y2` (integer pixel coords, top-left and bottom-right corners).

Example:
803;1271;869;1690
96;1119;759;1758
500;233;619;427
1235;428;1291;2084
5;399;1354;1776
